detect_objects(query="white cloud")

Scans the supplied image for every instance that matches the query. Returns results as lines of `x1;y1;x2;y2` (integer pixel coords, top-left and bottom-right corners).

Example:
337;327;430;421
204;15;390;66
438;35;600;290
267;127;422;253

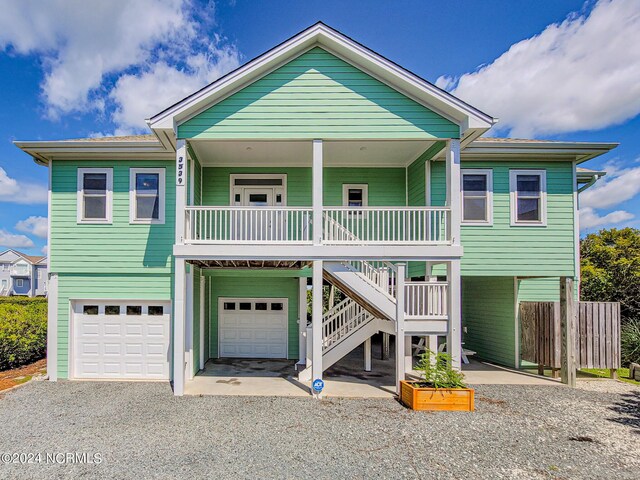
0;0;240;131
0;230;35;249
0;168;47;204
15;216;48;239
579;207;634;229
578;161;640;230
110;45;240;132
437;0;640;137
41;245;48;255
580;164;640;210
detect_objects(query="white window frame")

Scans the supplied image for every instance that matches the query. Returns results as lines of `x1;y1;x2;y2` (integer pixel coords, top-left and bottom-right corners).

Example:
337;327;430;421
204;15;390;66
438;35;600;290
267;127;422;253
129;168;166;224
229;174;287;206
509;169;547;226
342;184;369;207
77;168;113;224
461;169;493;226
16;279;24;288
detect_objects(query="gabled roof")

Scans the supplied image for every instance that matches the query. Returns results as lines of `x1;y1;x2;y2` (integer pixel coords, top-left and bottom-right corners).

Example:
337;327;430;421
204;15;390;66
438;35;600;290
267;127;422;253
0;249;46;265
148;22;496;142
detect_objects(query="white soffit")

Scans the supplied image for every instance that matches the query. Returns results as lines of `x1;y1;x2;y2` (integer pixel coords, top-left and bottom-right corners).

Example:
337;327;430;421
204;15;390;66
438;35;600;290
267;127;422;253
190;140;434;167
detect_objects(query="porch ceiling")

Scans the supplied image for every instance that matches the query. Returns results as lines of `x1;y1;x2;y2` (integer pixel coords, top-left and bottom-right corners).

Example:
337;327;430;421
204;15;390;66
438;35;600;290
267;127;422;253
189;139;435;167
189;260;311;269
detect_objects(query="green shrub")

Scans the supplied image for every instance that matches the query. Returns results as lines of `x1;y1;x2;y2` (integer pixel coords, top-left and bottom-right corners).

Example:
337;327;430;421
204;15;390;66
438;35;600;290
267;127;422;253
414;349;467;389
0;301;47;370
0;296;47;305
621;320;640;367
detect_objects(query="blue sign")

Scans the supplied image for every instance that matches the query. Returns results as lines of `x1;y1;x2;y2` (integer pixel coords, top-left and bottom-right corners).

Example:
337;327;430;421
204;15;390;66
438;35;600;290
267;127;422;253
312;378;324;393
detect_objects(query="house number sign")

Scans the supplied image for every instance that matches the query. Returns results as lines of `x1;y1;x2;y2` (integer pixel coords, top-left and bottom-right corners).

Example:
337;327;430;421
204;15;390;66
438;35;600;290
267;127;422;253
176;154;185;186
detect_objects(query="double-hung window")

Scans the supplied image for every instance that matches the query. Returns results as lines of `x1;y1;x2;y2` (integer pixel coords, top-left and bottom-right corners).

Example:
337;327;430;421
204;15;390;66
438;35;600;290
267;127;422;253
461;169;493;225
342;184;368;208
510;170;547;226
130;168;165;224
77;168;113;224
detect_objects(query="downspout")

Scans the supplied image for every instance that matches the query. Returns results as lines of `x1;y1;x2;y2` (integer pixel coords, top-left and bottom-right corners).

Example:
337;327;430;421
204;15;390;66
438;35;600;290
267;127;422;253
577;173;604;193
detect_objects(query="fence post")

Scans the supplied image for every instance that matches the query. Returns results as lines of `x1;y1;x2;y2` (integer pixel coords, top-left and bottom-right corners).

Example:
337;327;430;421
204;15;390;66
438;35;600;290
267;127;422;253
560;277;577;387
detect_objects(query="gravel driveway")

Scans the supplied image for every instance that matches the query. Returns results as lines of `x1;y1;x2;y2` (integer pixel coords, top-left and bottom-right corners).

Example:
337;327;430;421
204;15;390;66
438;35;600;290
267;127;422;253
0;379;638;479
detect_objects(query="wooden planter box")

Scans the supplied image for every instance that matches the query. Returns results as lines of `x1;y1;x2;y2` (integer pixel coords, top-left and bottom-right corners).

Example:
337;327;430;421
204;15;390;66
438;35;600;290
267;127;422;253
400;380;475;411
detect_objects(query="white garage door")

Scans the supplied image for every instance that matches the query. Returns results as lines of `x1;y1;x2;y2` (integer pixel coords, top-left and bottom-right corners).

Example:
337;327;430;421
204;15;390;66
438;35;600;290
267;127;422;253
219;298;288;358
72;301;171;380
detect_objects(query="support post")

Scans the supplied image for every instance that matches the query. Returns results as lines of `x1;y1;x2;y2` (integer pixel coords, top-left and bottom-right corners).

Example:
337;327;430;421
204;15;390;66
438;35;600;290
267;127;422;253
175;140;187;245
560;276;576;387
364;337;372;372
445;139;461;245
298;277;307;365
312;139;323;246
395;263;406;394
199;275;205;370
185;266;194;380
173;258;186;396
381;333;390;360
404;336;413;373
447;260;462;370
428;335;438;354
311;260;323;396
46;274;58;381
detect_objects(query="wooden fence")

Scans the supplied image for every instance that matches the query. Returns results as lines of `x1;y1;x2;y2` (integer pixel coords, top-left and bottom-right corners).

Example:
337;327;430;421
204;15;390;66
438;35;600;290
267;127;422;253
520;301;620;371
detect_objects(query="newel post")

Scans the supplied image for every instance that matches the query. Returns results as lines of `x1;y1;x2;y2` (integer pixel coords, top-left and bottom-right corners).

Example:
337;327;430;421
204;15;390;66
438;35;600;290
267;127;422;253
395;263;406;394
560;276;577;387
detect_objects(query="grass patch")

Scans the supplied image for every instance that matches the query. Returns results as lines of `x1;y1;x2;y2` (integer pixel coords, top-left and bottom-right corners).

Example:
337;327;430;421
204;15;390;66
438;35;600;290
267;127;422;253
580;368;640;385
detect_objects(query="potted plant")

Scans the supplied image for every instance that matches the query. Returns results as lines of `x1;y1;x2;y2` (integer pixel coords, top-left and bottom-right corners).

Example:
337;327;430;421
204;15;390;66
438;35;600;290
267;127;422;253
400;349;474;411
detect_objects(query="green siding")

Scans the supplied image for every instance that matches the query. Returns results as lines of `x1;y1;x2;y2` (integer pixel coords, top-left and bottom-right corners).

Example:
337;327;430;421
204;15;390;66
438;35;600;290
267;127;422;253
432;161;577;277
178;47;459;140
202;167;406;206
517;277;560;302
208;275;300;360
462;276;516;367
56;273;172;379
50;160;175;274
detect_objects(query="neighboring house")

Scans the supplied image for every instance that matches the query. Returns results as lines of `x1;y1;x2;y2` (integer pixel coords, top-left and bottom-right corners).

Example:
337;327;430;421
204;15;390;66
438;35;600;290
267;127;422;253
0;249;48;297
15;23;615;396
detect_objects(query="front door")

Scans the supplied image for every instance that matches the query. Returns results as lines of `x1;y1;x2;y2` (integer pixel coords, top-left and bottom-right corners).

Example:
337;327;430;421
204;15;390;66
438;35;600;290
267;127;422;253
241;188;280;241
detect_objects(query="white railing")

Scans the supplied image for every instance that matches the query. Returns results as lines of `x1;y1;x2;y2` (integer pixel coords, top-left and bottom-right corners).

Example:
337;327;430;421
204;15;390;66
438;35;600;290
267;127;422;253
185;206;312;244
323;207;450;245
322;297;374;351
347;260;397;300
10;267;29;276
404;282;449;319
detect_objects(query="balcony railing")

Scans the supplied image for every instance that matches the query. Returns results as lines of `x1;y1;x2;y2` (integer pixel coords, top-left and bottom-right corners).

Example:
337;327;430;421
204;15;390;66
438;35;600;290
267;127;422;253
184;206;451;245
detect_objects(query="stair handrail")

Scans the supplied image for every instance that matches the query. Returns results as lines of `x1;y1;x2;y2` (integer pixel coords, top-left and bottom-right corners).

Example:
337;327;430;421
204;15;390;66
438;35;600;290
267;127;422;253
322;297;375;351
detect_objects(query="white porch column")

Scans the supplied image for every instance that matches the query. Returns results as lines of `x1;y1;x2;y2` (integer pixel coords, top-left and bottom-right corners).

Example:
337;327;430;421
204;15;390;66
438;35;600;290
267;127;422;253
312;139;323;246
175;140;187;244
199;275;205;370
173;257;187;396
447;260;462;370
311;260;323;396
298;277;308;363
395;263;406;394
185;267;194;380
445;139;461;245
46;274;58;381
364;337;372;372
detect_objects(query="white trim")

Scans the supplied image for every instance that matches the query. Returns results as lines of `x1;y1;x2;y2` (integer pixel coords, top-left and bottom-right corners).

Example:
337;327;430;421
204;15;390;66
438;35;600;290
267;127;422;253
514;277;520;369
47;274;58;381
47;160;52;272
573;161;581;297
461;168;493;226
173;258;186;395
129;168;166;224
15;279;24;288
298;277;307;361
425;160;431;206
199;274;205;370
185;268;194;380
175;141;187;245
509;169;547;227
218;297;289;359
189;156;195;205
312;140;323;246
229;173;287;206
342;184;369;207
77;168;113;224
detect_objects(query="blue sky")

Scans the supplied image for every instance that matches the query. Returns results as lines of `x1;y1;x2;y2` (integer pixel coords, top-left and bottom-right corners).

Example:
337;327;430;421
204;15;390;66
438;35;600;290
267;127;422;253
1;0;639;255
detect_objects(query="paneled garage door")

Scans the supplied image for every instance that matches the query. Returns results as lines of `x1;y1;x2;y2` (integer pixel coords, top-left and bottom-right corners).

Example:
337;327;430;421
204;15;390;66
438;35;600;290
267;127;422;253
219;298;288;358
72;301;171;380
